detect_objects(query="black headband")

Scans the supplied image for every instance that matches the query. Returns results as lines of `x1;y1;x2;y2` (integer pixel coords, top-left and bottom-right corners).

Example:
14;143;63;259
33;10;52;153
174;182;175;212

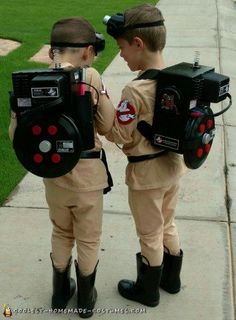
125;20;164;30
50;33;105;55
104;13;165;39
50;42;94;48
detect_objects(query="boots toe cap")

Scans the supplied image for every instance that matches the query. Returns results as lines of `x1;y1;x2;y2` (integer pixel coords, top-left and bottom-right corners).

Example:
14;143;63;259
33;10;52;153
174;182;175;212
118;279;136;293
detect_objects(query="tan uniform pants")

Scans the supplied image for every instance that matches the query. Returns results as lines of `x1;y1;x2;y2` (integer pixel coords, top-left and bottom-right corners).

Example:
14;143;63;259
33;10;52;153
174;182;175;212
44;181;103;276
128;182;180;266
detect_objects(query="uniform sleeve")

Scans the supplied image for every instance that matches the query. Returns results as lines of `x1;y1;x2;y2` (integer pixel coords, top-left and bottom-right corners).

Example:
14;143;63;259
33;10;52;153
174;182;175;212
88;68;115;135
105;85;139;145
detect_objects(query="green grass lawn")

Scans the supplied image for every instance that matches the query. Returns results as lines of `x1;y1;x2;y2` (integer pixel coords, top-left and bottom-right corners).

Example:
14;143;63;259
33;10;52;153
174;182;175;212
0;0;157;205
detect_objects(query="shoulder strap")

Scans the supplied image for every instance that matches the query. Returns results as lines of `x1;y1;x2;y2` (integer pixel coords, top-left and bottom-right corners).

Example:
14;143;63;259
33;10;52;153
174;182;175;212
135;69;160;81
135;69;159;141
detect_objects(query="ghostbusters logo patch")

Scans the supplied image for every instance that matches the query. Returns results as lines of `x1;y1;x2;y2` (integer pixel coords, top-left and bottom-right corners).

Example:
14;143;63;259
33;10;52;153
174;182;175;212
116;100;136;125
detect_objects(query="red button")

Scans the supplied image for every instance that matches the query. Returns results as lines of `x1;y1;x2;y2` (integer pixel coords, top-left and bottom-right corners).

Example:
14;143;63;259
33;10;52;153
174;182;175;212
33;153;43;163
196;148;204;158
198;123;206;134
206;119;213;129
32;125;42;135
204;143;211;153
48;125;58;135
51;153;61;164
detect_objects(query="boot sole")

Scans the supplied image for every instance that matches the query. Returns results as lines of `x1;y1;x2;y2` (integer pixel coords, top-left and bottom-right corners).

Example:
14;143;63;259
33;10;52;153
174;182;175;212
118;286;159;307
160;284;180;294
79;311;94;319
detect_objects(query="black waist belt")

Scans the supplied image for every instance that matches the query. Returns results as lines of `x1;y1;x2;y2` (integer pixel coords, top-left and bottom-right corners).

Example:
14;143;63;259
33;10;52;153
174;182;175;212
127;150;168;163
80;150;102;159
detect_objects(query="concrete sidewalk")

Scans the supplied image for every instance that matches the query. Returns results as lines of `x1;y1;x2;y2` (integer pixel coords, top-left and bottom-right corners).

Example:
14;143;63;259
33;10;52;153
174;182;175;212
1;0;236;319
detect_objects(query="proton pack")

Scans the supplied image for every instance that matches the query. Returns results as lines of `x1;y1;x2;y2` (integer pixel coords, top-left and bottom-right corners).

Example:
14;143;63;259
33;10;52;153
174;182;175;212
10;67;96;178
103;13;232;169
137;60;232;169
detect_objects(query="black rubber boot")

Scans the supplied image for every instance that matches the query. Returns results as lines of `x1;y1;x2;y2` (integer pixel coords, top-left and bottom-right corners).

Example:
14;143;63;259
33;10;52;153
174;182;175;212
75;260;98;318
51;253;76;309
118;253;163;307
160;249;183;294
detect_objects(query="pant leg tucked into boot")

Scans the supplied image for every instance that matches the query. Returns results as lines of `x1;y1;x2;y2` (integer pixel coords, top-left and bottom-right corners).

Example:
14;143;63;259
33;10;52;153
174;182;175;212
51;253;76;309
160;249;183;294
118;253;163;307
75;260;98;318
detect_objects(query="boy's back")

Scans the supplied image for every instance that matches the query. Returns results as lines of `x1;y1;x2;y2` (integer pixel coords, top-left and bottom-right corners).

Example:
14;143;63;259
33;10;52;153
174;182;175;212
107;75;185;190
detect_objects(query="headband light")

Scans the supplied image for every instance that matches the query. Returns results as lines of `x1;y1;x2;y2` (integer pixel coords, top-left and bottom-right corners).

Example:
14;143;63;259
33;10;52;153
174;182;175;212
103;13;164;38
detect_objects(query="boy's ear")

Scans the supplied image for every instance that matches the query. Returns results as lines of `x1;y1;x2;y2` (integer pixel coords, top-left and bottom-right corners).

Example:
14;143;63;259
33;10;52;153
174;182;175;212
82;45;95;60
48;48;54;60
133;37;144;49
87;45;95;56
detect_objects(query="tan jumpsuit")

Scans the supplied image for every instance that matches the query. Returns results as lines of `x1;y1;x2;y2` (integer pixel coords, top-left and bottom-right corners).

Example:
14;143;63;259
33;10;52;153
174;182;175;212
9;65;115;276
106;74;186;266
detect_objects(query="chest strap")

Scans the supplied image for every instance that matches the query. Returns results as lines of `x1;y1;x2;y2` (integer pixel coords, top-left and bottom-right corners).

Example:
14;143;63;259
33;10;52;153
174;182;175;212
127;150;168;163
80;150;102;159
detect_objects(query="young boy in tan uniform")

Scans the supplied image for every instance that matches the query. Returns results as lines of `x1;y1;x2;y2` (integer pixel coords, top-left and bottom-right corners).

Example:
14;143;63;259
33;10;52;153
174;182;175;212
9;17;114;318
104;4;186;307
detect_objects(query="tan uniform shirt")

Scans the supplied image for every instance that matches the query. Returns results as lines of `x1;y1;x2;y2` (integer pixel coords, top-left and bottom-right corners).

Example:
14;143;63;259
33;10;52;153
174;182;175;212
106;74;186;190
9;65;115;192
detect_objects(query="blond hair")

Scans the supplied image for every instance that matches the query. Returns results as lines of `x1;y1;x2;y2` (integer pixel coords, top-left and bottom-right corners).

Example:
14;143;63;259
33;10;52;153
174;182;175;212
123;4;166;52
